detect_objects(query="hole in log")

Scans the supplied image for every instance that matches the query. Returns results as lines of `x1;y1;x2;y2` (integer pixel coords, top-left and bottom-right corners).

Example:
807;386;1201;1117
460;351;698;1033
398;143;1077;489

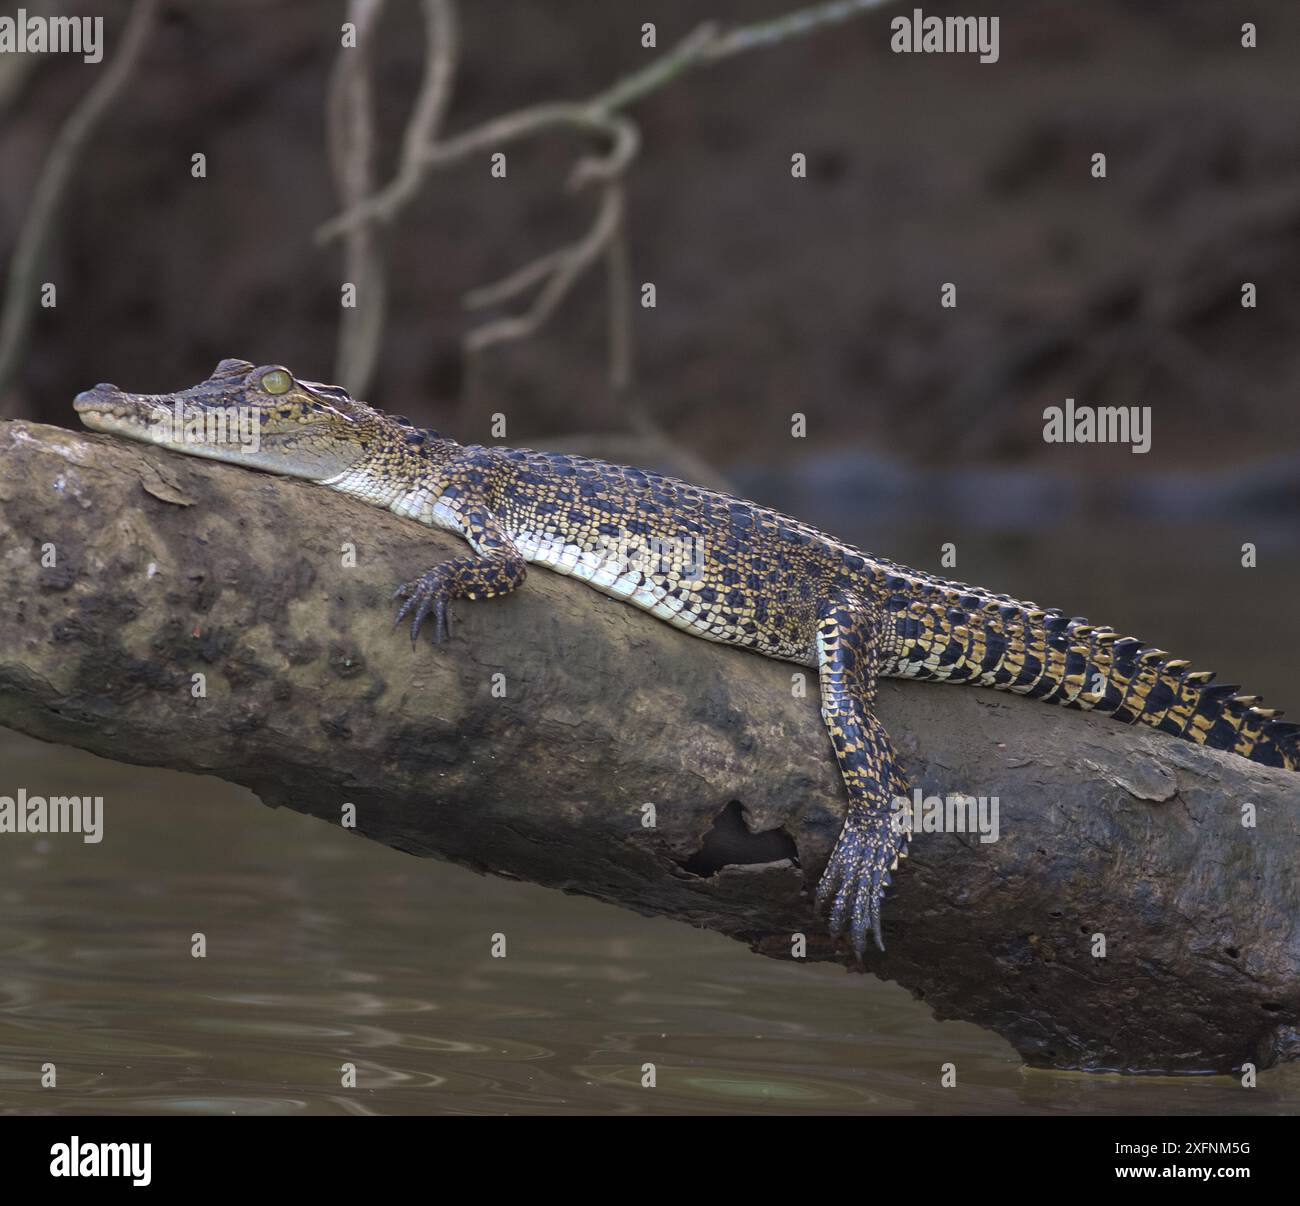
679;801;799;877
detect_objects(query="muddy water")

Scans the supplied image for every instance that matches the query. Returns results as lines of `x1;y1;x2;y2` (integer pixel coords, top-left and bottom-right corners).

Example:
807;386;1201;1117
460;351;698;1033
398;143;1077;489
1;519;1297;1115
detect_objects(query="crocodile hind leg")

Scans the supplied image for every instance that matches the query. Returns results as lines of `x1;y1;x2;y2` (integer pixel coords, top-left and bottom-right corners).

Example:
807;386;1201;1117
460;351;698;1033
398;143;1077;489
394;506;526;643
814;592;912;956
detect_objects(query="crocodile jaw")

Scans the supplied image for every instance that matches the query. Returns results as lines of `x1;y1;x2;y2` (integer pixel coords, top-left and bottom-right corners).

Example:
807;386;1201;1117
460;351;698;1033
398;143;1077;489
74;382;366;481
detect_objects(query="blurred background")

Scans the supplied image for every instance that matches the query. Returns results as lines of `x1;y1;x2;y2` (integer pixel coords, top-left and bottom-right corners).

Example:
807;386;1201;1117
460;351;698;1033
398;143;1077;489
1;0;1297;1114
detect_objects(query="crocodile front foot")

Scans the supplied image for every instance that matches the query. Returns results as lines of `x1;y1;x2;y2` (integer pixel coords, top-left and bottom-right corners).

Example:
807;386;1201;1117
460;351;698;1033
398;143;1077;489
391;548;527;648
815;808;909;957
393;567;453;646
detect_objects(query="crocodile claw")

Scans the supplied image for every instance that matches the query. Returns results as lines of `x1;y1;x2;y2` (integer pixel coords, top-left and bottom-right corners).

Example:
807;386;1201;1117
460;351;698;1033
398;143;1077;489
815;812;908;958
393;570;452;646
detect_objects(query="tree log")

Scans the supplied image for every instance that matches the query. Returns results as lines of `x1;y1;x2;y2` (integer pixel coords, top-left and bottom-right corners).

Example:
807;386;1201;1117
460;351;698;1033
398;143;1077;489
1;418;1297;1074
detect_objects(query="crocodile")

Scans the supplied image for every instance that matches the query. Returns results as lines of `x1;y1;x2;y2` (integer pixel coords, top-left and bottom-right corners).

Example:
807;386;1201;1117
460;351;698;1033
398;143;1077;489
73;359;1300;955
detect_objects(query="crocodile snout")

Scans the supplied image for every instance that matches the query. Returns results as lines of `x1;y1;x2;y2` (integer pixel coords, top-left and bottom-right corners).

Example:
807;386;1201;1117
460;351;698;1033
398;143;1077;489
73;385;118;411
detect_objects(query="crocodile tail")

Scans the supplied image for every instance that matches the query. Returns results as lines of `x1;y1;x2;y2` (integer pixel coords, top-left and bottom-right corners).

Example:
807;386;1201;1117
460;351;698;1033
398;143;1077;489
1244;715;1300;770
1055;625;1300;771
879;579;1299;771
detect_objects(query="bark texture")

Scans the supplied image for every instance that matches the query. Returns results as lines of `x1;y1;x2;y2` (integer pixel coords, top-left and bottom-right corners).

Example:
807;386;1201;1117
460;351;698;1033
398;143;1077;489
1;418;1297;1074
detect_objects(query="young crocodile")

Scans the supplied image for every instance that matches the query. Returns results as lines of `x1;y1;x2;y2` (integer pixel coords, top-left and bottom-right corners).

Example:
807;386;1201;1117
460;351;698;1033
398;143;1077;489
74;360;1300;954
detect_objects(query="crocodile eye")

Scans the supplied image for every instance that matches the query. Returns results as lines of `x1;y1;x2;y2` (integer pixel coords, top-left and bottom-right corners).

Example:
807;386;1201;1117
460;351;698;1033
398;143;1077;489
261;369;291;395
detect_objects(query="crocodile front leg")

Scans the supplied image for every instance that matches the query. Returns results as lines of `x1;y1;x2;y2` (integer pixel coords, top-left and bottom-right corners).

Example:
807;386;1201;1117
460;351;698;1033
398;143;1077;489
814;592;912;956
394;504;526;644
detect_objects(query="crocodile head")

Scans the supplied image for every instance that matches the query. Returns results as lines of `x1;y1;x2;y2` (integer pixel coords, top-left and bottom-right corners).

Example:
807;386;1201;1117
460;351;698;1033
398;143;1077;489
74;358;400;482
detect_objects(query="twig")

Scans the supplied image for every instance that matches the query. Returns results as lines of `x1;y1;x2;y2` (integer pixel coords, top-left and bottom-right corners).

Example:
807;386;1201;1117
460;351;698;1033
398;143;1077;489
0;0;54;116
604;192;633;392
401;0;459;175
313;0;894;405
327;0;459;397
583;21;721;116
318;101;588;243
315;0;892;245
463;182;623;357
0;0;160;399
327;0;388;395
702;0;887;61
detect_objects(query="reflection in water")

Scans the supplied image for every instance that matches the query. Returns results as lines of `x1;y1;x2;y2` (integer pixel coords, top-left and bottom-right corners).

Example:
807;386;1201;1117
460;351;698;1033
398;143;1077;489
0;522;1297;1114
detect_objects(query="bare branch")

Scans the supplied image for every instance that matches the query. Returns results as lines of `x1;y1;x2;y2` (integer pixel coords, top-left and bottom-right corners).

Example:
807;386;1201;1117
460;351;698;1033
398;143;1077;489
0;0;160;399
327;0;388;396
565;112;640;191
0;0;54;116
310;0;896;410
315;0;893;246
325;0;459;397
586;20;721;114
402;0;460;171
462;244;575;312
463;182;623;357
701;0;892;62
604;192;634;392
461;107;635;363
316;102;587;243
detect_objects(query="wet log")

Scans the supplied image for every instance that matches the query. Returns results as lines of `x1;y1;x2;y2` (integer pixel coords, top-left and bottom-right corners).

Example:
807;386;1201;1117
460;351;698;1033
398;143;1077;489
1;417;1296;1074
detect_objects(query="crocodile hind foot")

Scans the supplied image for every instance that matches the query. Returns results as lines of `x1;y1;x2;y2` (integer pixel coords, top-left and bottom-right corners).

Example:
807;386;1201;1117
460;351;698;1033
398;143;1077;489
814;590;911;956
816;806;910;956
